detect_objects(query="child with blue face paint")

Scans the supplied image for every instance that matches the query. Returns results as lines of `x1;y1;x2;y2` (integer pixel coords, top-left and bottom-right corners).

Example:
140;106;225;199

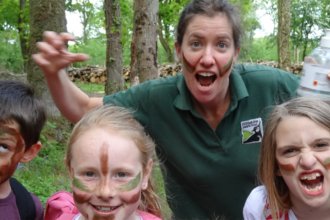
45;106;163;220
244;97;330;220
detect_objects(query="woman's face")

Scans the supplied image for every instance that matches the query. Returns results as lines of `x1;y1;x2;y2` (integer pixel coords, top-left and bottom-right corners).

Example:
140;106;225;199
175;13;240;106
69;128;151;220
275;116;330;209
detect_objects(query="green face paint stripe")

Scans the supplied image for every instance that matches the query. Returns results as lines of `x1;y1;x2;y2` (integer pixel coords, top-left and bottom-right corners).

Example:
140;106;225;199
324;157;330;164
219;55;233;75
116;172;141;192
182;52;195;73
73;177;89;192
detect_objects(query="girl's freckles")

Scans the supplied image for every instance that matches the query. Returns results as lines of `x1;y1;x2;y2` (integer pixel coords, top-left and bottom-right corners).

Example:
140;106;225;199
276;159;295;173
73;190;90;204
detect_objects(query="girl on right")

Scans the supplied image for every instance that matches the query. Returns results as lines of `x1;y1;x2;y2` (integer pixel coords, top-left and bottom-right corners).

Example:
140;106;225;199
243;97;330;220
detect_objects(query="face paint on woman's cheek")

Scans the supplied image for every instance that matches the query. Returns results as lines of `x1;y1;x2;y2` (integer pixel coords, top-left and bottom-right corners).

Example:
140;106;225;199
116;172;141;192
276;159;295;175
219;55;233;77
182;51;197;73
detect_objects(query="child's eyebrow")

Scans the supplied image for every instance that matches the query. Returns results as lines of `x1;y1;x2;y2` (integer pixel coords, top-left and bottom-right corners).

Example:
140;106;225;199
0;126;18;136
309;138;330;146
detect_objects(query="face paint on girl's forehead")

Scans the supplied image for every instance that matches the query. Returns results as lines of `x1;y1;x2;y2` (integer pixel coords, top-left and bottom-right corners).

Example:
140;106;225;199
219;55;233;76
182;51;196;73
276;159;295;174
116;172;141;192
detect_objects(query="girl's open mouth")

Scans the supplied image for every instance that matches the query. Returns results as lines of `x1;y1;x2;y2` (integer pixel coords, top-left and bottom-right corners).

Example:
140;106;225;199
91;204;121;215
196;73;216;88
300;171;324;196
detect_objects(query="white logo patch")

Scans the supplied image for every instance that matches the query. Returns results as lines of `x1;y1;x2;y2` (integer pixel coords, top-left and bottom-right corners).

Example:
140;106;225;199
241;118;263;144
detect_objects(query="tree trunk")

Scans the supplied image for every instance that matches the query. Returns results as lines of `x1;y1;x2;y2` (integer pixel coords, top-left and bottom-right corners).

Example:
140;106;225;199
133;0;159;83
28;0;72;142
18;0;28;73
104;0;126;95
277;0;291;72
158;14;174;63
130;29;140;87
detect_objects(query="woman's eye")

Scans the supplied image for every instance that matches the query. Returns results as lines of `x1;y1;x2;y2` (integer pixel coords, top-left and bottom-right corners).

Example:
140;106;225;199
117;172;126;178
218;43;226;49
0;144;9;153
85;172;94;177
192;42;201;47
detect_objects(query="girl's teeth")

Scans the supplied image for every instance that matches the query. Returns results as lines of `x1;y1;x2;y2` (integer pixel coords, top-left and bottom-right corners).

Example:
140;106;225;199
302;182;323;192
95;206;116;212
300;172;321;180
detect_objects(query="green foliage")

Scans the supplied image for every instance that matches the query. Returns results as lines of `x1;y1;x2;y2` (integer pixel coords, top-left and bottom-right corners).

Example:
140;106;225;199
13;122;71;206
0;30;24;72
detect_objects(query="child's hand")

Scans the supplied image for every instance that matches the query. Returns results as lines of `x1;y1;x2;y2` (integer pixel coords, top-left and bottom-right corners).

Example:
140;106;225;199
32;31;90;76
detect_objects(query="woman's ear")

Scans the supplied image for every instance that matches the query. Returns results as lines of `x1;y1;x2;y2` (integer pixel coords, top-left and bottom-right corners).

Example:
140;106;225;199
20;142;42;163
142;158;153;190
175;41;181;62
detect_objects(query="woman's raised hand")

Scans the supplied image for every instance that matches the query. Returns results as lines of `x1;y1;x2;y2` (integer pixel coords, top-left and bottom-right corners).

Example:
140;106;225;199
33;31;90;76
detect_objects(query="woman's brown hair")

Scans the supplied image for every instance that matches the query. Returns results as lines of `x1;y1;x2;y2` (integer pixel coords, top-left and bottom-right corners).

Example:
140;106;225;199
66;105;164;218
259;96;330;219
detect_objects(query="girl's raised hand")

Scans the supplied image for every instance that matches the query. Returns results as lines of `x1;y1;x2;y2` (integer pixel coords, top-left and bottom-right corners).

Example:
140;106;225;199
32;31;90;76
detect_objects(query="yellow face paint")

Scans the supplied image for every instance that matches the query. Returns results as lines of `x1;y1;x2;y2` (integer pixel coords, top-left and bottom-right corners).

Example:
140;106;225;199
116;172;141;192
323;157;330;170
73;177;89;192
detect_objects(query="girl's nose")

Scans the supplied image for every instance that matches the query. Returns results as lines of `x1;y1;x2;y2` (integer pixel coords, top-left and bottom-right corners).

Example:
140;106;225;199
300;152;317;170
96;179;117;200
199;45;215;67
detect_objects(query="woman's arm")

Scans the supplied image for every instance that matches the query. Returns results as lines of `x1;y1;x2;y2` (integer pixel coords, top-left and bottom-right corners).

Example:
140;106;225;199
33;31;102;123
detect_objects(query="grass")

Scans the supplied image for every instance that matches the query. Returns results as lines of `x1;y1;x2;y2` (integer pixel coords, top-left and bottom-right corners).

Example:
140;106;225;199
75;82;105;93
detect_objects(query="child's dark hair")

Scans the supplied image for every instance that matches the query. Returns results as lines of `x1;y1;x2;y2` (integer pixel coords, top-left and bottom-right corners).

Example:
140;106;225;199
0;80;46;151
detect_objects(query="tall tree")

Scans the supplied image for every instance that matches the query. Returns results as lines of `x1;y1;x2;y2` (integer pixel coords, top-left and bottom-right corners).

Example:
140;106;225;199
104;0;126;95
132;0;159;83
277;0;291;71
28;0;71;141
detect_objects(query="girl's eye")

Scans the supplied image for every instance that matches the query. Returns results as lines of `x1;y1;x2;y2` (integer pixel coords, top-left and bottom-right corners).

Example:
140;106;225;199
192;42;201;47
218;43;226;49
85;172;94;177
316;142;329;148
117;172;126;178
0;144;9;153
283;149;295;154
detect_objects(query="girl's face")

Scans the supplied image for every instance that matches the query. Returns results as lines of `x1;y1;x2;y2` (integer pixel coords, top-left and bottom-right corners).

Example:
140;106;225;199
69;128;151;220
275;116;330;209
175;13;240;106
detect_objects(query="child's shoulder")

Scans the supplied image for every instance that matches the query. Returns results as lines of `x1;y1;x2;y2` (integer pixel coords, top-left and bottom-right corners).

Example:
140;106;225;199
45;191;80;220
137;210;162;220
243;185;267;220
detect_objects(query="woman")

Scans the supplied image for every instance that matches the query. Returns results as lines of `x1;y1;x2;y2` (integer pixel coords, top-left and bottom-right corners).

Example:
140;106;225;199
33;0;300;219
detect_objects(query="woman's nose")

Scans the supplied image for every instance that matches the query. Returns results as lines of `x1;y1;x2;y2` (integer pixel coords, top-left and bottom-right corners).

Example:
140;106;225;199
200;45;215;66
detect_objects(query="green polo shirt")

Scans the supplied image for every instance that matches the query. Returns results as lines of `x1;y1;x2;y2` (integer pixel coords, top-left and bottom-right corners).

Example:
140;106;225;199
103;64;300;220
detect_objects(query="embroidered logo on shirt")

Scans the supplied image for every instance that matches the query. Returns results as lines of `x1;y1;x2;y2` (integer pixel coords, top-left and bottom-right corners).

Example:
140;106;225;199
241;118;263;144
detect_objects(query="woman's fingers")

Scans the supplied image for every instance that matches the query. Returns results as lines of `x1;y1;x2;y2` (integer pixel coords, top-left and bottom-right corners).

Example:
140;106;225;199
36;41;60;56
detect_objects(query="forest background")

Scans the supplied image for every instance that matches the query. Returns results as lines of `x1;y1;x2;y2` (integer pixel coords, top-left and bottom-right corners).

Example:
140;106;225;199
1;0;330;218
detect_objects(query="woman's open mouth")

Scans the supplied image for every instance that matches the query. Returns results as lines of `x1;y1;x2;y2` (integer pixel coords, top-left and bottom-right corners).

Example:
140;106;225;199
300;171;324;196
196;72;216;88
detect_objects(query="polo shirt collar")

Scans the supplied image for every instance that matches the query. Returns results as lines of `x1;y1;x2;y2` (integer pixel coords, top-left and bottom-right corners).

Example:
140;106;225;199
174;70;249;111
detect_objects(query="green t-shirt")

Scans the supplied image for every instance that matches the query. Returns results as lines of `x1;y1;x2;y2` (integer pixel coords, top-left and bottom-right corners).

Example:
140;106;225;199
103;64;300;220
